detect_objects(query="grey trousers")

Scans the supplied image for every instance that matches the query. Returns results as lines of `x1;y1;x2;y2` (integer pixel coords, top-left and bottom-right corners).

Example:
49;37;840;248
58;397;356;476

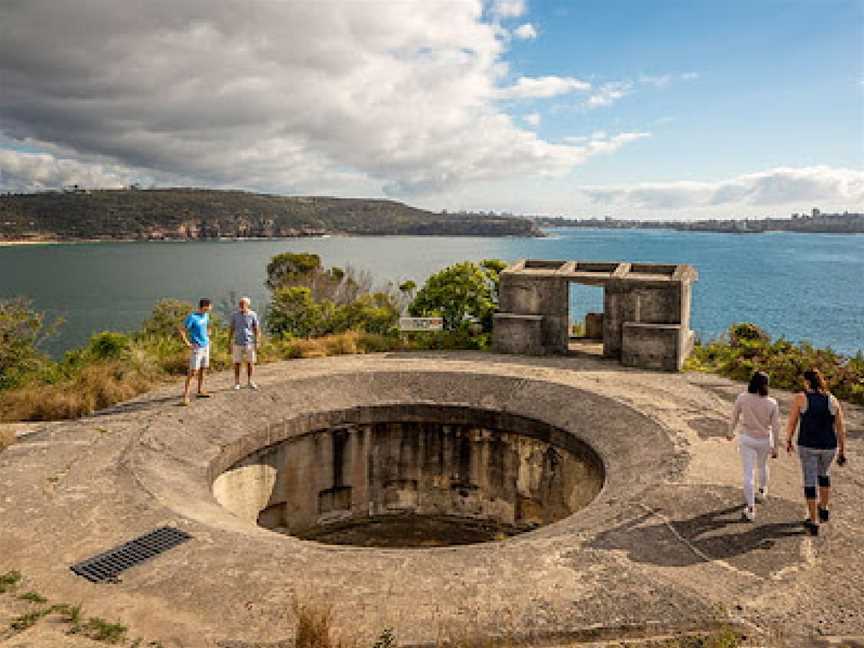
798;446;836;489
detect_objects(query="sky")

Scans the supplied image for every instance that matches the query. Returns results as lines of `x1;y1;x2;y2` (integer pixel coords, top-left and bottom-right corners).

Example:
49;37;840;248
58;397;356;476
0;0;862;219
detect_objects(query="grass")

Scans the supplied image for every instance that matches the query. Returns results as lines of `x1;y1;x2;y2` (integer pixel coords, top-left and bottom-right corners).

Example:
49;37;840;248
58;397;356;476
0;570;21;593
293;600;355;648
51;602;83;626
0;427;14;453
8;607;51;631
0;361;159;421
0;330;404;422
17;591;47;604
77;616;128;643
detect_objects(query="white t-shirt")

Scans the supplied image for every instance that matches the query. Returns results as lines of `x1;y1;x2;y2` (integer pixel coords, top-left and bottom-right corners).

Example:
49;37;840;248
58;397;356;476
730;392;780;444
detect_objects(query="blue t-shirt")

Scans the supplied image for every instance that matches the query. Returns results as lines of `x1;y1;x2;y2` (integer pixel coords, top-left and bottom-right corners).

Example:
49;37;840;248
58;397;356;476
230;310;259;345
184;312;209;347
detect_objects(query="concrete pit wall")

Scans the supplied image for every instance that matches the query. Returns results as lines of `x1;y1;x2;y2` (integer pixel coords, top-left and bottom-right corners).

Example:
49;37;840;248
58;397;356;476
212;405;605;547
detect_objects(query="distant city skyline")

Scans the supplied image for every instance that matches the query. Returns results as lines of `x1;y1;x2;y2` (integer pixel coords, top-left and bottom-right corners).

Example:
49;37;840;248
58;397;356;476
0;0;861;219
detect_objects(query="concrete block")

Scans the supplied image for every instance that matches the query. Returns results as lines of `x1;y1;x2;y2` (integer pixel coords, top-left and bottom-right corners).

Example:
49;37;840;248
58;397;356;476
492;313;544;355
621;322;684;371
585;312;603;339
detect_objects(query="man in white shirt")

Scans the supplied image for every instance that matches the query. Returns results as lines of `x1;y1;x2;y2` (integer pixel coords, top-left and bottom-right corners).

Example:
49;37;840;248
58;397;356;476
229;297;261;390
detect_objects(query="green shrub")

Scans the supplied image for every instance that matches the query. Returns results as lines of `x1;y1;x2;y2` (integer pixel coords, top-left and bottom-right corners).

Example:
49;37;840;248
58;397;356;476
267;287;330;338
140;299;195;338
85;332;132;360
331;293;399;336
409;259;504;332
687;323;864;405
0;298;60;390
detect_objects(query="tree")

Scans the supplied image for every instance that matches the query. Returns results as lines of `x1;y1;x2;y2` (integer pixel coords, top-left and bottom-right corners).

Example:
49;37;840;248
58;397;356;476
265;252;324;290
331;292;399;336
266;287;329;338
0;298;59;389
140;299;195;338
408;259;505;331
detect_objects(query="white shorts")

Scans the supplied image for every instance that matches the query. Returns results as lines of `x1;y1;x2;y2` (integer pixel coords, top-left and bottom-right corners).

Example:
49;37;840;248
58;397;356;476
232;343;256;364
189;344;210;371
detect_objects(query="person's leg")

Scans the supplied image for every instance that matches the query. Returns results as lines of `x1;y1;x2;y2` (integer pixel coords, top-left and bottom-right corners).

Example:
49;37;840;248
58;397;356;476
817;449;836;520
798;447;819;525
755;439;771;499
183;369;194;403
197;346;210;396
246;345;257;388
232;344;242;388
182;348;197;403
740;438;757;513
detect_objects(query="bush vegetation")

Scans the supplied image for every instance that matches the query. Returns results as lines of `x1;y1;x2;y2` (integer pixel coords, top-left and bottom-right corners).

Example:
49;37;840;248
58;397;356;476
0;254;498;421
687;322;864;405
3;257;861;423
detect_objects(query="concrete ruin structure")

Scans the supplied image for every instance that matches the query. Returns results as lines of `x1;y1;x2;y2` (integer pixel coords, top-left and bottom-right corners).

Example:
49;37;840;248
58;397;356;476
493;259;699;371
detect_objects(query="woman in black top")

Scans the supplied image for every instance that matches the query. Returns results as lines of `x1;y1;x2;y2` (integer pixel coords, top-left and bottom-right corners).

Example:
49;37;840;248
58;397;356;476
784;368;848;536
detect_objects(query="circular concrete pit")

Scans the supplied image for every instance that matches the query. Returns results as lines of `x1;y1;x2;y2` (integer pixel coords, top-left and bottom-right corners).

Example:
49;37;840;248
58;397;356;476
212;405;605;547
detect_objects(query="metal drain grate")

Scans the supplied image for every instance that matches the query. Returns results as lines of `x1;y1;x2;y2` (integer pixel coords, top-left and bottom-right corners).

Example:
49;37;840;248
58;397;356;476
70;527;192;583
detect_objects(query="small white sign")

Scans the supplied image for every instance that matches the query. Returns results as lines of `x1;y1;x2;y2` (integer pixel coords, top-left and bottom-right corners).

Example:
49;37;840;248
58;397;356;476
399;317;444;332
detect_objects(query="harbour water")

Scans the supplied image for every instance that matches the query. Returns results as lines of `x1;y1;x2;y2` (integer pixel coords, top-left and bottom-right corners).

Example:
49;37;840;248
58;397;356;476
1;228;862;356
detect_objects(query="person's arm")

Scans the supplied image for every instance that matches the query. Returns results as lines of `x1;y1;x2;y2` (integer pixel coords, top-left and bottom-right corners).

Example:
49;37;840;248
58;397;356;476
727;397;741;440
178;319;192;348
229;315;235;345
253;319;261;348
769;402;780;457
785;394;804;453
835;398;847;458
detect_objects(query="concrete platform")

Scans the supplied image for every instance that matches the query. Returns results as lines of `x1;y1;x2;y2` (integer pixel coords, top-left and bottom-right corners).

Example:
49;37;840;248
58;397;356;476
0;352;862;647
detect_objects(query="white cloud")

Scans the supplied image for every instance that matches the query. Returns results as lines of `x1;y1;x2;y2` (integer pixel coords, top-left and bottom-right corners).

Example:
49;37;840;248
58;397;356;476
513;23;537;39
491;0;526;19
524;112;541;127
639;74;674;88
0;0;639;197
582;167;864;210
639;72;699;88
499;75;591;99
0;149;138;192
584;81;633;108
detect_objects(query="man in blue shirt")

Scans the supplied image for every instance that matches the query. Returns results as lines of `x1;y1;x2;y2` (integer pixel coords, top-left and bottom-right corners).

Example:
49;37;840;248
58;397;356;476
178;298;213;405
229;296;261;390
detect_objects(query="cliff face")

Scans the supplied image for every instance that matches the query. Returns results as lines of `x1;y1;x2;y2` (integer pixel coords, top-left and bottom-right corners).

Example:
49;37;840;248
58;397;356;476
0;189;542;240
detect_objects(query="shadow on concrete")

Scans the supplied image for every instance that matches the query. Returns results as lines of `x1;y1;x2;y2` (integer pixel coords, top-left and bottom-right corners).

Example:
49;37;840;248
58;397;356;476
590;504;806;572
93;394;183;416
381;350;630;374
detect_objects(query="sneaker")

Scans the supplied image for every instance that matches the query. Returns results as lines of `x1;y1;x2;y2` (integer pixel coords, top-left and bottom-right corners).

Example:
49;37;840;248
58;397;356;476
233;384;241;391
180;397;190;407
742;506;755;522
803;519;819;536
248;382;259;391
818;507;830;523
755;487;768;503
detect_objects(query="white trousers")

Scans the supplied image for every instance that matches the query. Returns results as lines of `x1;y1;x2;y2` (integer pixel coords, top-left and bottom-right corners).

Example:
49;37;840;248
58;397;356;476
739;433;772;508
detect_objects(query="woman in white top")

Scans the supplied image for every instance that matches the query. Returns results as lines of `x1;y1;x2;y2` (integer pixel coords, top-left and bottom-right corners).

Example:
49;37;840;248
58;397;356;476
727;371;780;521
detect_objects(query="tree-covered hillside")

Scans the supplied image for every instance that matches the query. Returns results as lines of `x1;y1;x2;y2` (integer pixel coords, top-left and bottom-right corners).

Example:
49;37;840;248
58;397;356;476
0;189;542;240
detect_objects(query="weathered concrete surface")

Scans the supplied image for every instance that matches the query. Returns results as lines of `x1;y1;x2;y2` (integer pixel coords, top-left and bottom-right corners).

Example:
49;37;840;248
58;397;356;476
0;352;862;647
